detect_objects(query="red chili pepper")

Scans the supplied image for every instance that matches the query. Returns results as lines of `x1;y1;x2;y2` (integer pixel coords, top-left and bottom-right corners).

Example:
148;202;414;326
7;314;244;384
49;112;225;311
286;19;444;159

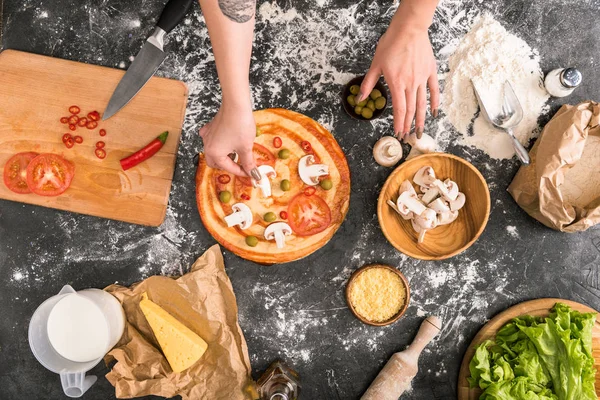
120;131;168;171
99;129;106;137
68;124;77;131
87;111;100;121
60;117;69;124
86;121;98;130
74;136;83;144
62;133;72;143
95;148;106;159
68;115;79;125
280;211;288;220
304;186;316;196
301;141;312;152
240;193;250;201
96;141;105;149
69;105;80;114
65;138;75;148
218;174;231;184
78;117;88;127
273;137;282;148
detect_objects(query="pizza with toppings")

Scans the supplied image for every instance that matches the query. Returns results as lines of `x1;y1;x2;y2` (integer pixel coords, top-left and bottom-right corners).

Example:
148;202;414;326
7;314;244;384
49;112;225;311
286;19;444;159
196;108;351;264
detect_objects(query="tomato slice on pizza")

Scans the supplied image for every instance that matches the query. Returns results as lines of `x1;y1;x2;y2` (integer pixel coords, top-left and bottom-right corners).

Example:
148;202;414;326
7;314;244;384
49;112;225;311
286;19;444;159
287;193;332;236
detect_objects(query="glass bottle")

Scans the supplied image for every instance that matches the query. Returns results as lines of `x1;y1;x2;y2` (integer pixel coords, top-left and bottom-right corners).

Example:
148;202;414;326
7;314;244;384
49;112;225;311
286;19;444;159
256;360;301;400
544;67;582;97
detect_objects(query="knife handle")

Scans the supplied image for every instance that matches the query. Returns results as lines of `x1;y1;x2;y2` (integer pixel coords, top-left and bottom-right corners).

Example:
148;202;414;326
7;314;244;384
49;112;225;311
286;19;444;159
157;0;194;34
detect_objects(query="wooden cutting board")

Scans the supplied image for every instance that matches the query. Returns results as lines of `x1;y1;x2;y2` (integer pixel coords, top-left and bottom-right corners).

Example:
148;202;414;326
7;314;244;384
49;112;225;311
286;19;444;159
458;298;600;399
0;50;188;226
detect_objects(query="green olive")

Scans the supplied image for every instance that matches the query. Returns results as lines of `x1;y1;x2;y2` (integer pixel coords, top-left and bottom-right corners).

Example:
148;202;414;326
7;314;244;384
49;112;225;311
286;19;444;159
280;179;291;191
264;212;277;222
256;126;262;136
245;236;259;247
357;98;368;107
370;89;382;100
349;85;360;95
278;149;290;159
320;179;333;190
361;107;374;119
347;95;356;107
366;100;376;111
375;96;387;110
219;191;231;203
354;105;363;115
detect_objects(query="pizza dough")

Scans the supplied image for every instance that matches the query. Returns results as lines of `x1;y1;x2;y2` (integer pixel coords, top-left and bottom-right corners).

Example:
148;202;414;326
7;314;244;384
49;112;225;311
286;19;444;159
196;109;351;264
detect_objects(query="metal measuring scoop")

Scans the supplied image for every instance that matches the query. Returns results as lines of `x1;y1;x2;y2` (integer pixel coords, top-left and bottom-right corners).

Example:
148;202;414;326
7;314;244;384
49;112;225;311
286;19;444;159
472;80;530;165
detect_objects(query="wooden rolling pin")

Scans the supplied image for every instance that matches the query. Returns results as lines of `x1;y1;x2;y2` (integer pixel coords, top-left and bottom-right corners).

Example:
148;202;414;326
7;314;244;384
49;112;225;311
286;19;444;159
361;316;442;400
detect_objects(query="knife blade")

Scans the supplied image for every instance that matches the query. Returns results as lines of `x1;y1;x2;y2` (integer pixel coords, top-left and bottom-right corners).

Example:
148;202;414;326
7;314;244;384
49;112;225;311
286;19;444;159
103;0;193;121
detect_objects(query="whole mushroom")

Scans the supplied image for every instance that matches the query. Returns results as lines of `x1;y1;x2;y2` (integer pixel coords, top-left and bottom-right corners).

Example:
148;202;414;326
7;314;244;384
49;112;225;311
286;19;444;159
373;136;403;167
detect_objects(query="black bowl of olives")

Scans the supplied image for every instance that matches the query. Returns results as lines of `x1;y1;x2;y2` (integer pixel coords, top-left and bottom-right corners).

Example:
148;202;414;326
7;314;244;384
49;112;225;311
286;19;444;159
342;75;389;120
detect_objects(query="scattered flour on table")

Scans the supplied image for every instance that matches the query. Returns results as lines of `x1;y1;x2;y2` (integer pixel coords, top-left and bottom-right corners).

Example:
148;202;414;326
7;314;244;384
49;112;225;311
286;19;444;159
506;225;519;238
561;135;600;208
442;14;549;159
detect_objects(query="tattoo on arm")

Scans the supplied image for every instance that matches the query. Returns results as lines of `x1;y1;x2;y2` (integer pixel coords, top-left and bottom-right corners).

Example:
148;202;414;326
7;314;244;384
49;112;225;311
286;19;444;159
218;0;256;23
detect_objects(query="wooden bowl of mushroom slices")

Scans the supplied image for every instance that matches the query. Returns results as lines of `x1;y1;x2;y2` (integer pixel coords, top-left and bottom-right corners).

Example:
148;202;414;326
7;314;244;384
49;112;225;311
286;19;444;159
377;153;490;260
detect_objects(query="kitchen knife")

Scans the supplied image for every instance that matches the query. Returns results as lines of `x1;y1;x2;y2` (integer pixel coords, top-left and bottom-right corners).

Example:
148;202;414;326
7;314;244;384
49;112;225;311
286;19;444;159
103;0;193;121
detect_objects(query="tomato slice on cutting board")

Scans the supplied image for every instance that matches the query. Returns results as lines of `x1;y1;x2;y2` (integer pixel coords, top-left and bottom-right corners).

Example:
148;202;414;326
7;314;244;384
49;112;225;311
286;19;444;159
237;143;276;187
3;152;39;194
26;154;75;196
287;193;332;236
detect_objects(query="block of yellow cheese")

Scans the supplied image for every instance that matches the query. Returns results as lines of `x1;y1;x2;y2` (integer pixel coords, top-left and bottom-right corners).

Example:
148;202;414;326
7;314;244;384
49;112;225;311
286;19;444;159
139;293;208;373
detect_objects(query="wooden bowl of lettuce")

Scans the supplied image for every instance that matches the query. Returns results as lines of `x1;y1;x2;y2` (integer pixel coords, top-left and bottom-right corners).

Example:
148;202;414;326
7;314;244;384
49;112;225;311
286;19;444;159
458;298;600;399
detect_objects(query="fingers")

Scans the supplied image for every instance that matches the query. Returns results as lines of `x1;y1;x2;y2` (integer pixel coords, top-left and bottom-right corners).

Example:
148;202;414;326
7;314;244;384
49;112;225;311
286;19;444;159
199;124;209;138
212;155;246;177
403;89;417;136
357;66;380;103
390;84;406;139
428;70;440;118
415;85;427;139
237;146;257;178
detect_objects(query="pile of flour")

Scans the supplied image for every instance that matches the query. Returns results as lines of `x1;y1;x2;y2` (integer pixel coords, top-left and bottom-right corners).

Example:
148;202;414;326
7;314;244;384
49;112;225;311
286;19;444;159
443;14;549;160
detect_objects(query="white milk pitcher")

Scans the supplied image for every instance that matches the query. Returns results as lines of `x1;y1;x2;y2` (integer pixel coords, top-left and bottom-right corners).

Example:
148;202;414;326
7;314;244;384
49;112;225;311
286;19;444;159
28;285;125;397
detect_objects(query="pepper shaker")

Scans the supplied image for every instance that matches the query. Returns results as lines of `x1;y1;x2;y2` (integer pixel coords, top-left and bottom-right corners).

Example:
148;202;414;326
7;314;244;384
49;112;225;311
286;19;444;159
544;67;582;97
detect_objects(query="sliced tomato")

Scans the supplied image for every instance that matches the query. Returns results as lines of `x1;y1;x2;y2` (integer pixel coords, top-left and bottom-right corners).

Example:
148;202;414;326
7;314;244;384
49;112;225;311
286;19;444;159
26;154;74;196
287;193;331;236
3;152;39;194
77;117;88;127
237;143;276;186
69;105;81;114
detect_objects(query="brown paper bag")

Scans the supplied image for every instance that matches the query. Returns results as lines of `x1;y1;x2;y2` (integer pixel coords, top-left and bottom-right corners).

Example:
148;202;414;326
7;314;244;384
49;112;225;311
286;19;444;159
102;244;253;399
508;101;600;232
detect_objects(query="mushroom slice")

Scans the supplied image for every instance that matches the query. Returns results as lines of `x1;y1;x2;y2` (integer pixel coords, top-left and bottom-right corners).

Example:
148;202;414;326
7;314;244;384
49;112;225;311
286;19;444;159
298;155;329;186
252;165;276;198
388;199;413;220
264;222;293;249
438;210;459;225
224;203;253;230
413;208;438;230
398;180;417;197
404;132;437;155
398;191;427;216
449;192;466;211
413;166;436;188
411;219;428;243
428;198;450;214
433;179;459;202
421;186;440;205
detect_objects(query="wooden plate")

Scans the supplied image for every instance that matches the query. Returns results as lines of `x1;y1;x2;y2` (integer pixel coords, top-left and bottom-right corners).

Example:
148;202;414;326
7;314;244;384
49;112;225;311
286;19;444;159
377;153;490;260
345;264;410;326
457;298;600;399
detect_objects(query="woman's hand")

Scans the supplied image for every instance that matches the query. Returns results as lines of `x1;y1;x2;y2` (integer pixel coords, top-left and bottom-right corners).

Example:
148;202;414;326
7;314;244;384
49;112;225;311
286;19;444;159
199;104;257;177
358;16;439;139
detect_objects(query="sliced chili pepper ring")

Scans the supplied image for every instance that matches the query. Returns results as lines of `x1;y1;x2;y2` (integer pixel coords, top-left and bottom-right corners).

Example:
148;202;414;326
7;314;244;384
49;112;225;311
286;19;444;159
69;105;81;114
74;136;83;144
87;111;100;121
68;115;79;125
99;129;106;137
60;117;69;124
96;141;105;149
62;133;72;143
86;121;98;130
95;148;106;159
68;124;77;131
65;138;75;148
273;137;282;148
217;174;231;184
77;117;88;127
304;186;316;196
301;141;312;152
